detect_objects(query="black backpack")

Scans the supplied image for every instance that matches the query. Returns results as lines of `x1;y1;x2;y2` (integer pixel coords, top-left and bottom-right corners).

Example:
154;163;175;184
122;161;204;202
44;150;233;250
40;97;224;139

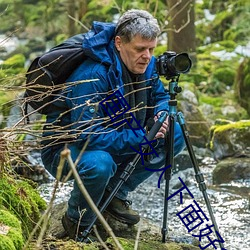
24;34;87;115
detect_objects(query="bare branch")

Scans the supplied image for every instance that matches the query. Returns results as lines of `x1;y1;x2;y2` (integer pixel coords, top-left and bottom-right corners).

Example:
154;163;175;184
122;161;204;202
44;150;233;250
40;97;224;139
63;148;124;250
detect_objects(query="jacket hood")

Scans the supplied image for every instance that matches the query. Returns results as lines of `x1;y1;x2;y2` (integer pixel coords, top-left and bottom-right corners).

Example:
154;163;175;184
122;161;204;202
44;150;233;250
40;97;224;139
82;21;116;65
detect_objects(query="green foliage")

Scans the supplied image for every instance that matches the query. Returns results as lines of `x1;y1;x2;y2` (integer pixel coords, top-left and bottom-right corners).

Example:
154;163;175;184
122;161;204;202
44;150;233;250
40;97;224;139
55;33;69;45
234;57;250;115
0;54;26;84
213;67;235;86
196;0;250;47
209;10;234;42
0;0;249;116
192;40;241;95
154;44;167;57
1;54;25;69
199;95;224;107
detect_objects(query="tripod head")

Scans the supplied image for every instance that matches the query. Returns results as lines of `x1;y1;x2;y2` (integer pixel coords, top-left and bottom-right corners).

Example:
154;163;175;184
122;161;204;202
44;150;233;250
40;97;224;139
168;76;182;100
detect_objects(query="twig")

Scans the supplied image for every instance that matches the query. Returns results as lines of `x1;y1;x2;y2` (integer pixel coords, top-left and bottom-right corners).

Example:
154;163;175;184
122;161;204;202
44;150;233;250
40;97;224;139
68;14;89;31
93;225;110;250
61;148;124;250
134;220;142;250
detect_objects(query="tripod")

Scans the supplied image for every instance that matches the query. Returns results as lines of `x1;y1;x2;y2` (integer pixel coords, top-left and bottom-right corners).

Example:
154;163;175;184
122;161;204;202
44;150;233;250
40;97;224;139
81;111;168;241
161;76;225;249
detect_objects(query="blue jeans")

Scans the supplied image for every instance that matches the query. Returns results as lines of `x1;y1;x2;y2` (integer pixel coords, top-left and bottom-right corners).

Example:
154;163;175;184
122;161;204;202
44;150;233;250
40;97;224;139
41;122;185;226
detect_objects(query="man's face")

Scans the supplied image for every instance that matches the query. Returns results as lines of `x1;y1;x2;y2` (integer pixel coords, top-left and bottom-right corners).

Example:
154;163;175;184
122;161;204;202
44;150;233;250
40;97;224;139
115;35;157;74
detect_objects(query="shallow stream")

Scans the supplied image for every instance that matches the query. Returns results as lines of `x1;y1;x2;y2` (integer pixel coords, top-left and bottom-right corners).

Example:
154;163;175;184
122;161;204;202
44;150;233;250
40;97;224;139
38;156;250;250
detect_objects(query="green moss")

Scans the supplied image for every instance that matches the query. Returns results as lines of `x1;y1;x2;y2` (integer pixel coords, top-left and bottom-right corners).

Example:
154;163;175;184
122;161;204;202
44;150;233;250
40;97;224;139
209;120;250;150
0;209;21;229
7;228;24;249
0;235;16;250
106;237;200;250
84;243;100;250
0;175;47;239
0;209;24;249
213;120;250;133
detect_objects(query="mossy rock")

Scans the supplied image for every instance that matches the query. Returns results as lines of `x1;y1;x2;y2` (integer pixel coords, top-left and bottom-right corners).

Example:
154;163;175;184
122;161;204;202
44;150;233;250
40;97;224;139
0;174;47;239
28;237;201;250
213;157;250;184
209;120;250;160
106;237;200;250
43;202;200;250
0;209;24;250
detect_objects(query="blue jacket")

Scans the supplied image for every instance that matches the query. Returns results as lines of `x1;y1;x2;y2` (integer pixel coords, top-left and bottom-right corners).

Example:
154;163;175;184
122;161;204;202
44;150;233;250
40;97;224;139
44;21;170;156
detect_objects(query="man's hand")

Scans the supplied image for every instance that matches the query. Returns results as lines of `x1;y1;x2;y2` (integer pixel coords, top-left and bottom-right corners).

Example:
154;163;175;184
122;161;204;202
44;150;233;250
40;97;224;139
154;111;169;139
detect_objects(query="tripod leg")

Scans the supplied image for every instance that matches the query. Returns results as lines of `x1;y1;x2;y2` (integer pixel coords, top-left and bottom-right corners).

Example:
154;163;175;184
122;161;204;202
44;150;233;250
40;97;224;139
162;114;175;243
162;168;171;243
177;112;225;249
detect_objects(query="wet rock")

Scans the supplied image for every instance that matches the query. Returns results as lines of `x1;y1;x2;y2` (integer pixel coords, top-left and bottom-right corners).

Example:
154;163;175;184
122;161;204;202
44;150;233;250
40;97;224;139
213;157;250;184
209;119;250;160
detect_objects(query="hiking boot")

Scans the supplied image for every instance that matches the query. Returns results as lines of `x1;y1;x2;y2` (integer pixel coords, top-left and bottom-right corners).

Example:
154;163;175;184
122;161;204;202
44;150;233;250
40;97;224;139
105;196;140;225
61;213;97;243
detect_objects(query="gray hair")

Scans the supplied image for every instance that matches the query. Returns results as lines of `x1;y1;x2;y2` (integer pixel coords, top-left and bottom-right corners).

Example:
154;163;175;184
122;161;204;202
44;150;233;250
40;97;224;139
115;9;160;43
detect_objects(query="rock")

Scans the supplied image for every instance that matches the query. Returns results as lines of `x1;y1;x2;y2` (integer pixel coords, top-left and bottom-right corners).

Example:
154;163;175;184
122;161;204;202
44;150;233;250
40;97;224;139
174;147;213;172
43;201;200;250
209;119;250;160
180;89;198;105
213;157;250;184
179;100;211;148
221;105;237;116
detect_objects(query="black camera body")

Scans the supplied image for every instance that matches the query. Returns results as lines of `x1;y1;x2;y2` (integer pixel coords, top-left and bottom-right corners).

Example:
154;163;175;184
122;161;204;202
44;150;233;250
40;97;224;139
156;51;192;79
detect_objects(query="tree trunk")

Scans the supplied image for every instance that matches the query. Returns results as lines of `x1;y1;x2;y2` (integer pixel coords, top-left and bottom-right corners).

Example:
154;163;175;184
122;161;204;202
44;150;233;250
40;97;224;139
67;0;77;36
167;0;196;62
78;0;88;20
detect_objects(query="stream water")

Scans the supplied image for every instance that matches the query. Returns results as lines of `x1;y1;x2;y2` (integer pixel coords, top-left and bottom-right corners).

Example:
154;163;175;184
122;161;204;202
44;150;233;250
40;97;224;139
38;155;250;250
